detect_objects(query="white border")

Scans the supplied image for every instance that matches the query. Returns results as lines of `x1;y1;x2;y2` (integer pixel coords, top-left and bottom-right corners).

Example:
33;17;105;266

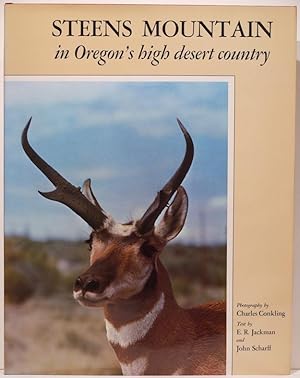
0;1;4;376
226;77;235;376
1;0;299;375
293;43;300;371
2;74;234;376
0;0;299;39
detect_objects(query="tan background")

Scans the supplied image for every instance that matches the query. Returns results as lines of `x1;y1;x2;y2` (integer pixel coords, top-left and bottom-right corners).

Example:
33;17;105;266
293;43;300;371
4;4;296;375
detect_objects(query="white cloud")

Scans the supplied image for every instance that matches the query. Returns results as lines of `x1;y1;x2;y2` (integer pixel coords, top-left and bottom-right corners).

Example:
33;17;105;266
208;196;227;209
6;81;228;141
5;186;36;199
5;81;119;107
70;167;121;181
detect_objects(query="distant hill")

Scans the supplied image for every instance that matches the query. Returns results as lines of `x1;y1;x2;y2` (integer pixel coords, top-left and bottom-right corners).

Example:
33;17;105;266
4;236;226;305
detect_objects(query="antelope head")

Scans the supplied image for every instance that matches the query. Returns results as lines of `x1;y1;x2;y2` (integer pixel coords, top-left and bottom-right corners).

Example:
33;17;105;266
22;118;194;308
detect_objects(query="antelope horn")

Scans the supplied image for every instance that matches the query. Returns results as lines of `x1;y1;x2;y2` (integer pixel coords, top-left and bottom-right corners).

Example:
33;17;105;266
21;117;108;230
137;118;194;234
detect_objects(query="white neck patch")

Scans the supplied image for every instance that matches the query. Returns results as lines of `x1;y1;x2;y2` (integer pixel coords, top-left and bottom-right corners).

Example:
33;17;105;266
120;356;148;375
105;292;165;348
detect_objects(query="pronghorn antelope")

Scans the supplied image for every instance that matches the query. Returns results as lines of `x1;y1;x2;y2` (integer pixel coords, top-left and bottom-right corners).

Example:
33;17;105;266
22;117;226;375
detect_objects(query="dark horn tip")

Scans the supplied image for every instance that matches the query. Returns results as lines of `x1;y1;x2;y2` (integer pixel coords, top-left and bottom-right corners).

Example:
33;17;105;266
38;189;57;200
21;117;33;145
176;118;191;138
176;117;186;131
24;116;33;130
176;118;194;153
38;190;49;198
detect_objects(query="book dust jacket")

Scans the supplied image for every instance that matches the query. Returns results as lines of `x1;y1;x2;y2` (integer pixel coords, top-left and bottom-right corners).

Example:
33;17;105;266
1;2;297;376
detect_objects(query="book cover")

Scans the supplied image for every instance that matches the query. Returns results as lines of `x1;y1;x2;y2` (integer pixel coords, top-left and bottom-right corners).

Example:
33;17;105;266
2;2;296;375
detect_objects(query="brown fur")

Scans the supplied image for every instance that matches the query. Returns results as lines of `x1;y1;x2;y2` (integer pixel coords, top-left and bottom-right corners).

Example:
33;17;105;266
104;259;226;375
76;212;226;375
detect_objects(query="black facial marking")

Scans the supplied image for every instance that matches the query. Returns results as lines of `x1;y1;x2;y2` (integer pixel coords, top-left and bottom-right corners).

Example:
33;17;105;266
84;233;93;251
140;242;157;258
79;257;117;293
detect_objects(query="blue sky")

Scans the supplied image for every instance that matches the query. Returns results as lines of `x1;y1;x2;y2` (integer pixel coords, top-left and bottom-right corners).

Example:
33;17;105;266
5;81;228;245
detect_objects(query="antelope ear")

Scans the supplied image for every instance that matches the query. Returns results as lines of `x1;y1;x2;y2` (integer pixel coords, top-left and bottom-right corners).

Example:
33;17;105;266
154;186;188;242
82;179;102;210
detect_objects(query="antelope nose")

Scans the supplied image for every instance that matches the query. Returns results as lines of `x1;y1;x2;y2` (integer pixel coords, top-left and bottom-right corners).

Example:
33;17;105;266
84;279;100;292
74;276;100;293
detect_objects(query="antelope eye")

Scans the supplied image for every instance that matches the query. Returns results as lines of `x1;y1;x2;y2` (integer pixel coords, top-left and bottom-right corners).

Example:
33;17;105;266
84;238;92;252
140;242;156;258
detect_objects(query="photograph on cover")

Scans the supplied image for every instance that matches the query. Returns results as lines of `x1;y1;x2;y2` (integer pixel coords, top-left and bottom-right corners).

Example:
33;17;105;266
4;80;228;375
